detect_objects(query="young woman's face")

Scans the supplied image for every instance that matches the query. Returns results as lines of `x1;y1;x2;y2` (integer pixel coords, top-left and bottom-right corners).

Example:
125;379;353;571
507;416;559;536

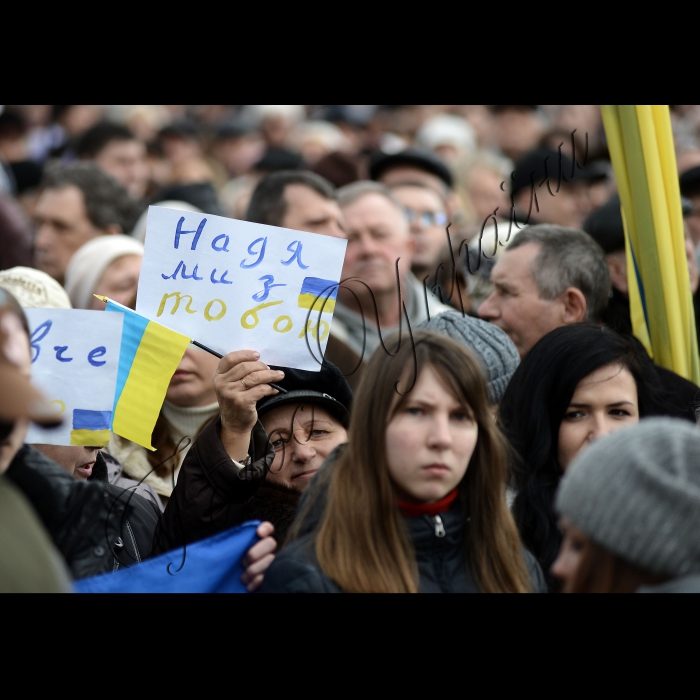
550;517;589;587
557;363;639;470
385;366;479;504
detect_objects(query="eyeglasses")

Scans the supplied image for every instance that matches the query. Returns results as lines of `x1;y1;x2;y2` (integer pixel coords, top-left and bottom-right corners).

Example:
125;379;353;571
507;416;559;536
403;207;448;228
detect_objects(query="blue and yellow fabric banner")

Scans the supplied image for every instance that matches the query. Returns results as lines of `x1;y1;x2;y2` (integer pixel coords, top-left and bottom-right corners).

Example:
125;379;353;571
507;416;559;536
98;296;192;450
74;521;260;593
601;105;700;384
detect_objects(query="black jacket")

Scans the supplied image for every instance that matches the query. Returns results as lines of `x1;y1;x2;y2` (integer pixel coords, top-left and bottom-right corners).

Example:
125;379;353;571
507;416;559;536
7;446;160;580
151;416;275;556
262;502;546;593
262;458;547;594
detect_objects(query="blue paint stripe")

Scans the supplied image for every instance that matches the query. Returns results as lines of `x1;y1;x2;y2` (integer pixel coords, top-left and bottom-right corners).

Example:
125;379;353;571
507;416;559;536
73;409;112;430
300;277;339;299
105;301;148;414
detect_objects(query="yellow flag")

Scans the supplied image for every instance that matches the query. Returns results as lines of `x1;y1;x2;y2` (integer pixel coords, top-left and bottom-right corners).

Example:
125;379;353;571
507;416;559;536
101;297;192;450
601;105;700;383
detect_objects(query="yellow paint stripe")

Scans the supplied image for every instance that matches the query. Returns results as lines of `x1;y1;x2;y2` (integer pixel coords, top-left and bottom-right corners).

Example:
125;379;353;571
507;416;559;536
70;429;111;447
298;293;336;313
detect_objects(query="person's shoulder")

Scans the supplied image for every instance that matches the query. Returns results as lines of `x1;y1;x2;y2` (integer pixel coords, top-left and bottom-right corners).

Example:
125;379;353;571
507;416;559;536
261;535;340;593
0;476;72;592
522;548;548;593
106;483;161;522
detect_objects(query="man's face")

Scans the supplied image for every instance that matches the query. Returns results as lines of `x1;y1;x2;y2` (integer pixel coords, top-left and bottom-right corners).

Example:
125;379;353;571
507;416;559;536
32;444;100;480
493;109;543;160
391;185;448;274
478;243;565;357
261;403;348;493
341;192;415;295
281;184;346;239
94;139;149;200
33;185;102;284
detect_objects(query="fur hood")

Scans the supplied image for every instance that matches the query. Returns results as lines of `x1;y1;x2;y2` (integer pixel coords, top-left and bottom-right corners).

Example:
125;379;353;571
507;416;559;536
107;433;179;499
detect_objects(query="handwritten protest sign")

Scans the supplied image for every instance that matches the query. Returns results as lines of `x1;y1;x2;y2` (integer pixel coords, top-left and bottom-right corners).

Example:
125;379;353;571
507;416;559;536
136;207;347;371
24;309;123;447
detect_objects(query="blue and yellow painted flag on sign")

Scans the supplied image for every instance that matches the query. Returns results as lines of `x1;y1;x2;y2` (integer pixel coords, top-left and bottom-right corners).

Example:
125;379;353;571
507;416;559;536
601;105;700;384
97;296;192;450
71;409;112;447
297;277;339;314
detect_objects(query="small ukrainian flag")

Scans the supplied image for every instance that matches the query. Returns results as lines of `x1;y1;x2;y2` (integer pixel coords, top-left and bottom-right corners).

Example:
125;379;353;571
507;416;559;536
298;277;339;314
71;409;112;447
97;296;191;450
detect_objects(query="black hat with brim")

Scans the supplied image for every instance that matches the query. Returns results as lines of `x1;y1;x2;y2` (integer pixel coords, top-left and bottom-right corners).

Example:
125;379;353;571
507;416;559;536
511;147;585;198
369;147;454;190
256;362;353;428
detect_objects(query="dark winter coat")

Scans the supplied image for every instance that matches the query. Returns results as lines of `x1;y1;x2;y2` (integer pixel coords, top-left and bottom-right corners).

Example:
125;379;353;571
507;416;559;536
6;446;160;580
262;502;546;594
151;416;275;555
261;458;547;594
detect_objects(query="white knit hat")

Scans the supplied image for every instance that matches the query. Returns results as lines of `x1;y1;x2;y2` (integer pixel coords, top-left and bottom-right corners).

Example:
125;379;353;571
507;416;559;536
64;235;144;310
0;266;72;309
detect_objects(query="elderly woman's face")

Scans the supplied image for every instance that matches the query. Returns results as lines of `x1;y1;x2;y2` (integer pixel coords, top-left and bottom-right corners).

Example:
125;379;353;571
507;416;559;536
90;254;142;310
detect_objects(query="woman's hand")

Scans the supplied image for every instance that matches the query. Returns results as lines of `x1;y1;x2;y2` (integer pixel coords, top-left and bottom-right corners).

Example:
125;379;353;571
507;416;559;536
240;521;277;592
213;350;285;461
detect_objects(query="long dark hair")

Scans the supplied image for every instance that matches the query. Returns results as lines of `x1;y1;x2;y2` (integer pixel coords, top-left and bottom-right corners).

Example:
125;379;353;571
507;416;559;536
312;330;531;593
499;324;662;581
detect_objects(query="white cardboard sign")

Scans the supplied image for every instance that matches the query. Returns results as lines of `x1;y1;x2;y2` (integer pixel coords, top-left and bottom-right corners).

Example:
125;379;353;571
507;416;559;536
24;309;123;446
136;206;347;371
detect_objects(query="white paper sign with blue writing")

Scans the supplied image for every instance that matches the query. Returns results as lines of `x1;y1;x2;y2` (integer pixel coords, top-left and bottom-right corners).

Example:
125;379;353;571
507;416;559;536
24;309;123;447
136;206;348;371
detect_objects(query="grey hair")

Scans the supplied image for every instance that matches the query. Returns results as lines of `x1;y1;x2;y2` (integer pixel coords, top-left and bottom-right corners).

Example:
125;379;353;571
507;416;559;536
42;162;142;234
337;180;405;215
507;224;611;322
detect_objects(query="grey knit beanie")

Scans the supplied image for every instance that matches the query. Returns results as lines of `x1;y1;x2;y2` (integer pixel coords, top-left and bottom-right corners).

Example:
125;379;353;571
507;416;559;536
555;418;700;578
417;311;519;404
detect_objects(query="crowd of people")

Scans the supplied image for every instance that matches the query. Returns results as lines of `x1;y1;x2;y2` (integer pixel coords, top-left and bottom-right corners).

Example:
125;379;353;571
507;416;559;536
2;104;700;593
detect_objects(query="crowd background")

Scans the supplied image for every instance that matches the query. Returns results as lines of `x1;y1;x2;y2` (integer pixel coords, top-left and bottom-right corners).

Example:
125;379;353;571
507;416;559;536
3;104;700;593
0;104;611;258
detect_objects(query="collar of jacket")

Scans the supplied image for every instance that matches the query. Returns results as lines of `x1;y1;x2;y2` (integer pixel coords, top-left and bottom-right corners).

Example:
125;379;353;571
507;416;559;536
405;502;465;554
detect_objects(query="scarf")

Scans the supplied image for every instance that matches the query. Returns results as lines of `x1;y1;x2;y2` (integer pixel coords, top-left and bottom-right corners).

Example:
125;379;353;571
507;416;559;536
396;488;458;518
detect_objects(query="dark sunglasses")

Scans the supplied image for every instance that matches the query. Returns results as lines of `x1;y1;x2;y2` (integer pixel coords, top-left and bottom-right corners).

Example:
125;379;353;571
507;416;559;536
403;207;448;227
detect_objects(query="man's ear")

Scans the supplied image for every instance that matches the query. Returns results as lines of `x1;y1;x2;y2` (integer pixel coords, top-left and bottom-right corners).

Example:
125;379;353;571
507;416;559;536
561;287;587;324
607;251;628;295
